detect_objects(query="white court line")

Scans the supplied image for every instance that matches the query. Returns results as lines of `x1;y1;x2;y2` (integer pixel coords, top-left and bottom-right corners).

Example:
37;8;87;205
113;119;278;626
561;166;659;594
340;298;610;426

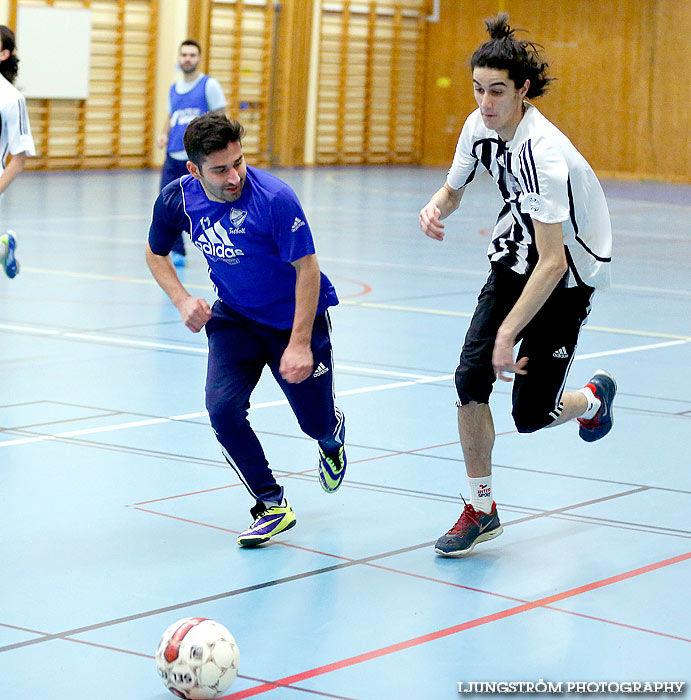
0;324;62;336
576;340;687;360
64;333;209;354
0;375;453;448
0;323;441;374
0;338;687;450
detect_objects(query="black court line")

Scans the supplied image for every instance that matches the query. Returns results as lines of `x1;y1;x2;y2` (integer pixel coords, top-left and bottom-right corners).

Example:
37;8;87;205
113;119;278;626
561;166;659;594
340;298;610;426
547;513;691;538
4;418;691;502
0;486;652;655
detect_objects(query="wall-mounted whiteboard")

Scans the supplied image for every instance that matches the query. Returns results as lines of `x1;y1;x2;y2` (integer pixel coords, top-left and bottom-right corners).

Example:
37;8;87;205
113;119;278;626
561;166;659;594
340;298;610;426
16;6;92;99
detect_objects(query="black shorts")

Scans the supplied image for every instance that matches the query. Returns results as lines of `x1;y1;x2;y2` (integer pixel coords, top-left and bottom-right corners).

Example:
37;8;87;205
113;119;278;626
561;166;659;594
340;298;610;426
455;262;594;432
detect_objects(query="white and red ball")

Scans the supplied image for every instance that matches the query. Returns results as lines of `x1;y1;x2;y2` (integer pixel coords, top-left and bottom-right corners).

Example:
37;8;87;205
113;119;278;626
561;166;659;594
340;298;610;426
155;617;239;699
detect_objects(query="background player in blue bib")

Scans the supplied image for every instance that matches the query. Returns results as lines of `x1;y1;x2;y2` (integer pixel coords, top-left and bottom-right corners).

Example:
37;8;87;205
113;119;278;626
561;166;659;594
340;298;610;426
156;40;226;267
146;113;346;547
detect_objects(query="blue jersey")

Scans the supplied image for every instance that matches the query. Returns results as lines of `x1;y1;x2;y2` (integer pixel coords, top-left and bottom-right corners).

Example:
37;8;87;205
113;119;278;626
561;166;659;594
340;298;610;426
148;166;339;329
168;75;210;155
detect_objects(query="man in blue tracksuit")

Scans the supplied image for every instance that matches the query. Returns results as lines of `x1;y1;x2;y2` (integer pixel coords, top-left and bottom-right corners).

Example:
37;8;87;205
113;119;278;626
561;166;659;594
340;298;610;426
156;39;226;267
146;113;346;547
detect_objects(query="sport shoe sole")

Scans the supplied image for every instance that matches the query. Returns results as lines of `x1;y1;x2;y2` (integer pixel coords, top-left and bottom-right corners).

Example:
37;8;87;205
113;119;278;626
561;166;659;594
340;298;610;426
435;524;503;557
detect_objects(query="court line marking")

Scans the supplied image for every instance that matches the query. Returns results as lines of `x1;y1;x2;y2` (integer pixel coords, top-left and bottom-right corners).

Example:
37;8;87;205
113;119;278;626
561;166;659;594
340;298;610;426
339;302;691;341
23;260;691;298
1;322;687;358
0;622;359;700
0;338;686;449
2;491;686;656
126;450;690;538
3;308;691;346
221;551;691;699
22;257;691;298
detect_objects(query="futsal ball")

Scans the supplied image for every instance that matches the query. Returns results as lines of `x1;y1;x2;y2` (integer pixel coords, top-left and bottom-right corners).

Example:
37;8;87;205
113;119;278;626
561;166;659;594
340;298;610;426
155;617;239;699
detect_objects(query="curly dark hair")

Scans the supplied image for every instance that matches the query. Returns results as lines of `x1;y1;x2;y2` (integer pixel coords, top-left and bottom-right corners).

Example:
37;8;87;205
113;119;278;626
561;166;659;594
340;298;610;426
0;26;19;84
470;14;553;98
183;113;245;168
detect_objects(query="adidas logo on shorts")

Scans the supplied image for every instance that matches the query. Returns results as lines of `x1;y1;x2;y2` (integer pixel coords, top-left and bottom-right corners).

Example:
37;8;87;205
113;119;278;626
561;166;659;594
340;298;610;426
552;346;569;359
312;362;329;378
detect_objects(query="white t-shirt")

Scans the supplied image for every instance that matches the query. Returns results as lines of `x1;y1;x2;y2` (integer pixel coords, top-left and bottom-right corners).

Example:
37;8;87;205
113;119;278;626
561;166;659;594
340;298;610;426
0;73;35;172
447;103;611;289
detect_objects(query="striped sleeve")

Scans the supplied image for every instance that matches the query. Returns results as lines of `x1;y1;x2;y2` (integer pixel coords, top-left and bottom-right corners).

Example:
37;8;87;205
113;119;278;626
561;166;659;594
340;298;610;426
447;112;484;190
4;96;36;156
517;139;569;224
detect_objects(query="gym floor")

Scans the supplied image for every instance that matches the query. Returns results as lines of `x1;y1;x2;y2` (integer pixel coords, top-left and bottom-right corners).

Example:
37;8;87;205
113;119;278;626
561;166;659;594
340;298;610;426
1;165;689;699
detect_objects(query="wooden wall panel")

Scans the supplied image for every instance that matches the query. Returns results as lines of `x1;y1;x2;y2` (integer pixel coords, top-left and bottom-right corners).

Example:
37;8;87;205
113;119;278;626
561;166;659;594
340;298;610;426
205;0;276;167
649;0;691;181
421;0;691;182
16;0;158;170
271;0;313;166
12;0;691;179
421;0;497;167
506;0;655;179
315;0;427;165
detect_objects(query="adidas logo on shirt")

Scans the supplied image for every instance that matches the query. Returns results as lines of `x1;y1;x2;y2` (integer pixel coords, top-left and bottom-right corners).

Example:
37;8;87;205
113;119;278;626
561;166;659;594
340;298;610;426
291;217;305;233
552;346;569;359
312;362;329;378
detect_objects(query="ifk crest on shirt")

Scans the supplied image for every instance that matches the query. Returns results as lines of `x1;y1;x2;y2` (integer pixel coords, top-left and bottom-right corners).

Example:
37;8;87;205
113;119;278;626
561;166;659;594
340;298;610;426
230;208;248;228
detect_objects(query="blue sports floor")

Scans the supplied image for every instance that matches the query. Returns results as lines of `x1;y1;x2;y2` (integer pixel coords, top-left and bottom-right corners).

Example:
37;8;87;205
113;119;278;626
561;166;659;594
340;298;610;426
1;166;689;699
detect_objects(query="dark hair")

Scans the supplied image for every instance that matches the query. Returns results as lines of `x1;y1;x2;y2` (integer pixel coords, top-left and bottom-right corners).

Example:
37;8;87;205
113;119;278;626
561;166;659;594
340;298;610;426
184;113;245;167
179;39;202;55
0;25;19;84
470;14;553;98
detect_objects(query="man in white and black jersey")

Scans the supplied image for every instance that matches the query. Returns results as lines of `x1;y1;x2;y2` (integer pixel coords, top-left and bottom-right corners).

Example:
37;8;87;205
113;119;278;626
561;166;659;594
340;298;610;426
0;26;35;279
419;14;616;558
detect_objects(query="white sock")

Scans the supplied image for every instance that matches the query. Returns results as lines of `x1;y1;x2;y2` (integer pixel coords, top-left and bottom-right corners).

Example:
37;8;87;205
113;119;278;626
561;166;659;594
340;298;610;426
0;240;6;259
468;476;493;514
578;385;601;419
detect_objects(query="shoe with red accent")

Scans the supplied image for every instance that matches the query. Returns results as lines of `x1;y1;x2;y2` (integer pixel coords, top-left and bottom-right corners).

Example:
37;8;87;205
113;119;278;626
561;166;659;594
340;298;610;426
435;500;503;557
577;369;617;443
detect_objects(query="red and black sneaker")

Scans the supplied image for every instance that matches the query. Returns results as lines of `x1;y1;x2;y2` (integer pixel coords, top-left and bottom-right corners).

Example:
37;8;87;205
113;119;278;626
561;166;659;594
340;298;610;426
435;500;503;557
577;369;617;443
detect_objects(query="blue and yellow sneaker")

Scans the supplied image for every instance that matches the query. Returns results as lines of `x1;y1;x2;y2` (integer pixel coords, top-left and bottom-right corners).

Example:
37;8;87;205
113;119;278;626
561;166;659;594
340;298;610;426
578;370;617;442
435;500;503;557
1;231;19;278
237;500;296;547
317;445;347;493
